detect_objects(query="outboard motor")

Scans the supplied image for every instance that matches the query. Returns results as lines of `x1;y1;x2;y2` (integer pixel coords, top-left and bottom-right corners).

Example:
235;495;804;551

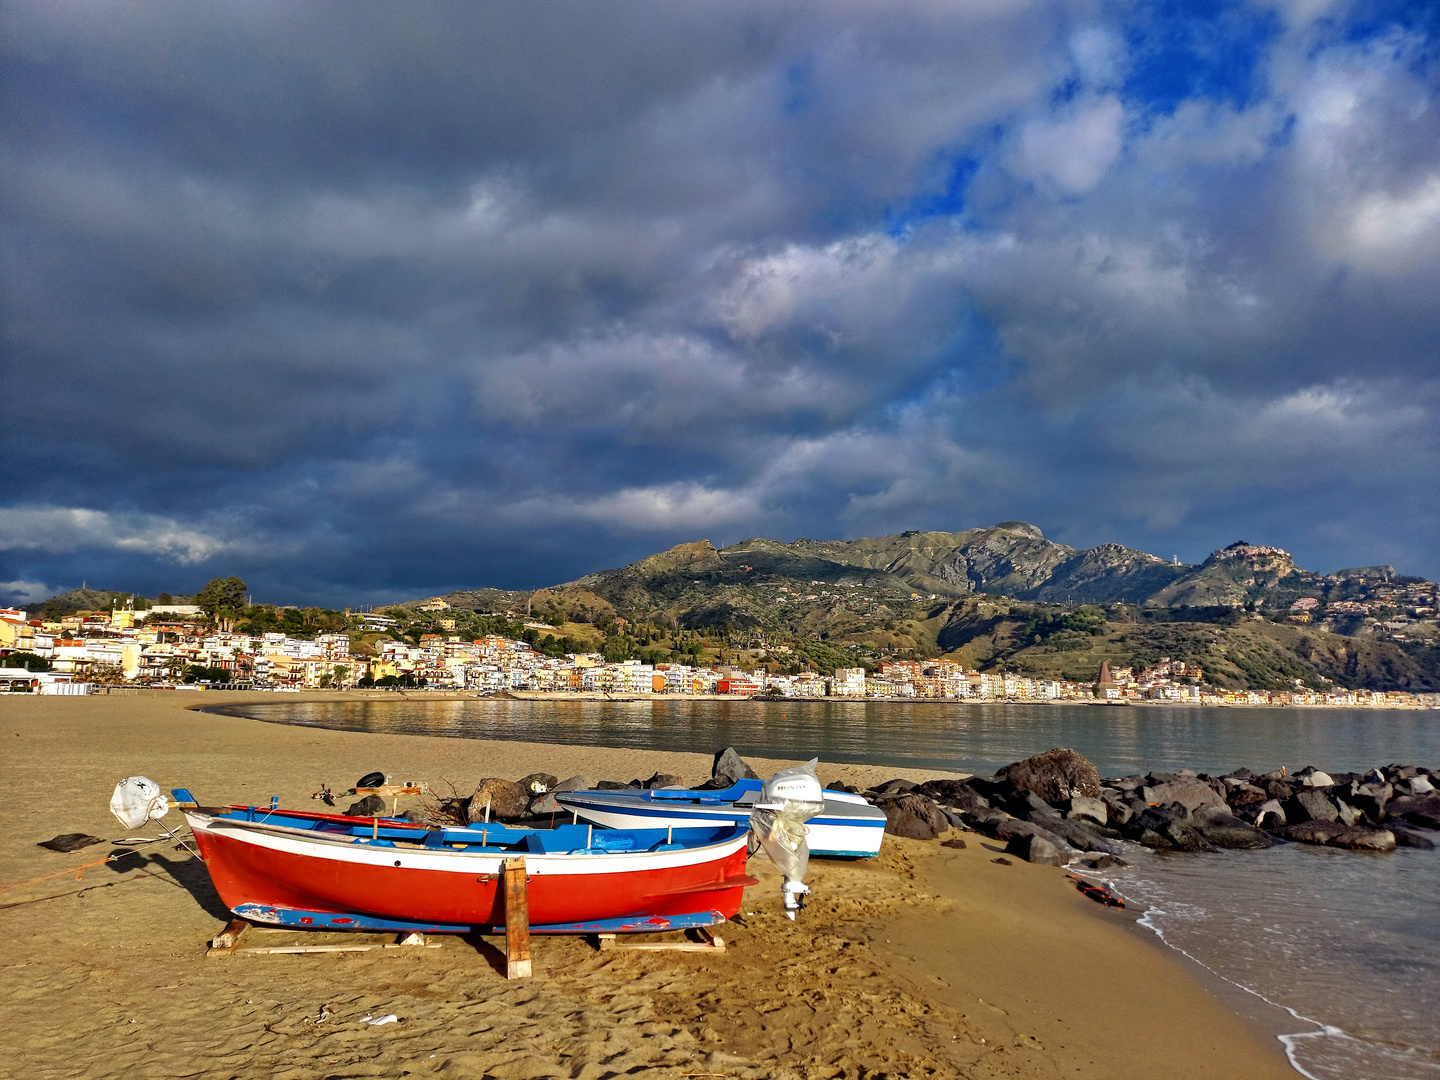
749;759;825;919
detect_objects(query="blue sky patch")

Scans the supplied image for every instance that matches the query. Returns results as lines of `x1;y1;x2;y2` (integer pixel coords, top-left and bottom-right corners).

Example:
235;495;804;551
1123;0;1283;115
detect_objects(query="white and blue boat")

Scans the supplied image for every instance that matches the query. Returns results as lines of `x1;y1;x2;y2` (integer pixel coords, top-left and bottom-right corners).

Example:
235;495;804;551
556;778;886;858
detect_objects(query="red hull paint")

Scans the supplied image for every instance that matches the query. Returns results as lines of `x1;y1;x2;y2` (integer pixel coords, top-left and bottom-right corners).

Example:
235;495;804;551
191;825;751;927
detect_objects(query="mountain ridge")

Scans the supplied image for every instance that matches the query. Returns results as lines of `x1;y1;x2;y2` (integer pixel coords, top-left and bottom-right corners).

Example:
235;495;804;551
419;522;1439;692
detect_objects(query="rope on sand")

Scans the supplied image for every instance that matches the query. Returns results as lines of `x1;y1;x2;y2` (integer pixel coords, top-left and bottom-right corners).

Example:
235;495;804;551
0;833;187;895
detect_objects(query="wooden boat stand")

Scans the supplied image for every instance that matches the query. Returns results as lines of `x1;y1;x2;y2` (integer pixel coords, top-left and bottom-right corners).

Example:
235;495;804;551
597;927;725;953
207;920;442;957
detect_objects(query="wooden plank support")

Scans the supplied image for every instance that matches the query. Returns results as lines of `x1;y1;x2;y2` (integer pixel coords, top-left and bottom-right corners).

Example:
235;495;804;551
353;782;427;817
596;928;725;953
214;936;444;956
207;918;252;956
505;855;532;979
231;944;387;955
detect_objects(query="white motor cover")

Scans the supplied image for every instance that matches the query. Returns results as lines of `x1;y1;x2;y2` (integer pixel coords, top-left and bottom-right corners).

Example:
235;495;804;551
750;759;825;888
110;776;169;830
758;765;824;810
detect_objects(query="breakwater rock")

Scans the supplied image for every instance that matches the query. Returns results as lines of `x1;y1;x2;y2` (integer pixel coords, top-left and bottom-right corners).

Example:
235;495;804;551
847;749;1439;864
414;745;1438;867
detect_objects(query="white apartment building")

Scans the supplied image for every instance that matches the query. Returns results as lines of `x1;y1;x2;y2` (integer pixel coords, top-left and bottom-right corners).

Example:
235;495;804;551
659;664;695;693
829;667;867;697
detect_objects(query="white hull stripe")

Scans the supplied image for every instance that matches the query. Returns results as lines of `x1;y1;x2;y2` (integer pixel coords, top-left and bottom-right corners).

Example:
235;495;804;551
569;807;885;855
556;796;884;826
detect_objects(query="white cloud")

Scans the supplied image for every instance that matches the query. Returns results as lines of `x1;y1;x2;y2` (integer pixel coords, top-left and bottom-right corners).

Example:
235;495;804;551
1347;174;1440;269
474;328;851;444
0;507;236;564
1069;27;1125;89
510;482;763;534
0;580;55;604
1013;97;1125;194
710;235;901;342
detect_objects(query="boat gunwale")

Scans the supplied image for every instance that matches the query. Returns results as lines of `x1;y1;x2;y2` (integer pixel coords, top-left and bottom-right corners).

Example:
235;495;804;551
555;791;886;827
183;809;751;874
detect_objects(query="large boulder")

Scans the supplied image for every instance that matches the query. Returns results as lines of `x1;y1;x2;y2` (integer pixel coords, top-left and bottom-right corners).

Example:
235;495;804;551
1141;777;1227;814
1332;826;1396;852
517;772;559;795
1286;789;1340;824
960;807;1012;836
1142;822;1214;852
1266;779;1296;801
343;794;388;817
871;778;918;795
708;746;760;788
1006;832;1068;866
999;748;1102;803
1130;802;1190;830
1249;799;1286;828
880;793;949;840
1390;825;1436;849
1040;817;1126;856
1274;821;1348;845
468;778;530;822
913;779;991;812
1066;795;1109;826
937;806;968;830
1192;808;1273;849
1225;782;1269;809
1099;793;1134;826
995;818;1066;848
1011;790;1062;819
964;776;1017;802
530;774;590;815
641;771;686;789
1350;783;1392;824
1128;805;1214;852
1385;794;1440;829
1333;799;1362;827
996;819;1074;866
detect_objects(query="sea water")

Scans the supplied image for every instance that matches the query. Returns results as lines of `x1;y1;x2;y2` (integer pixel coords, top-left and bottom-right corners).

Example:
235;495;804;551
211;698;1440;1078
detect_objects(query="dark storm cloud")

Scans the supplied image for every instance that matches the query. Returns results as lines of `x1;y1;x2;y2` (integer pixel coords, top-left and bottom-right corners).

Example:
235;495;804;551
1;0;1437;605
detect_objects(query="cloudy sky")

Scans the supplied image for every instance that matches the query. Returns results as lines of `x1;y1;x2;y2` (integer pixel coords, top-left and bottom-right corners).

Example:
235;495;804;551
2;0;1437;605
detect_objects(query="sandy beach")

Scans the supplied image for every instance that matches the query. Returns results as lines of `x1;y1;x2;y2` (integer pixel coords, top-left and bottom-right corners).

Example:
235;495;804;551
0;692;1297;1080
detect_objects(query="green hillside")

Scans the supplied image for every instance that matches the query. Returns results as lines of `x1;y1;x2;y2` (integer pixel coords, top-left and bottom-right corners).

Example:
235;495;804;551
424;524;1440;692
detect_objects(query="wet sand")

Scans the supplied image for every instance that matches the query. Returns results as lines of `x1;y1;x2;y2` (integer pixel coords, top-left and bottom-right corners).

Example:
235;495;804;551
0;692;1296;1079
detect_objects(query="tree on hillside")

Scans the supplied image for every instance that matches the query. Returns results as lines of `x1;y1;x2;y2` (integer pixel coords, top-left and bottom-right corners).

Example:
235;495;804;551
196;576;247;631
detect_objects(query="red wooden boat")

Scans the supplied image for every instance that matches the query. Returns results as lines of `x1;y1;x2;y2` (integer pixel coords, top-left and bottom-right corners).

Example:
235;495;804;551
182;803;755;934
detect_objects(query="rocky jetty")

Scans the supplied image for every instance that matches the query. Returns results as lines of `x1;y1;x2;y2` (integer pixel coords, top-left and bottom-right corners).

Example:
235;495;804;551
418;745;1438;866
849;750;1439;863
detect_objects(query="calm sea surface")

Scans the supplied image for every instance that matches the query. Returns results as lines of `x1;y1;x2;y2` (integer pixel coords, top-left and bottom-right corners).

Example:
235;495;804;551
210;698;1440;1080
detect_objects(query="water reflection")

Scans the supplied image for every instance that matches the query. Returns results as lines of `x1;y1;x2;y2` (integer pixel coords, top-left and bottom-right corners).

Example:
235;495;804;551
206;698;1439;776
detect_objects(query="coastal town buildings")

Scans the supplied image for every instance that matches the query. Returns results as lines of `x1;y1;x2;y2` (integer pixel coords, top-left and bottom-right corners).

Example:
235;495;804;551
0;604;1431;707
